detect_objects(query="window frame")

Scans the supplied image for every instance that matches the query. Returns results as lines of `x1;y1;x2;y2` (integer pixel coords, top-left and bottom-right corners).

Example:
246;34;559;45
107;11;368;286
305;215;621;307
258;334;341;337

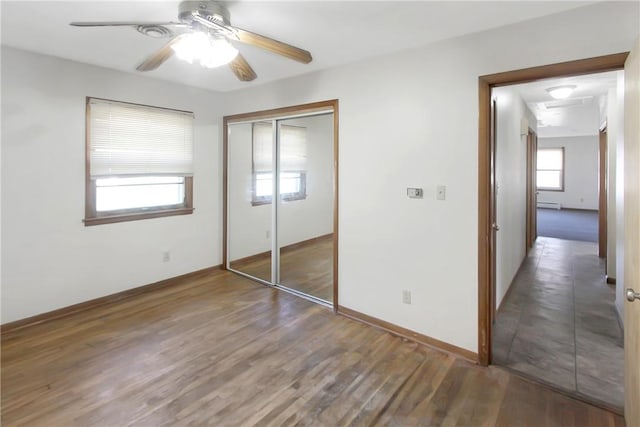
251;171;307;206
84;97;194;226
536;147;565;192
250;123;308;206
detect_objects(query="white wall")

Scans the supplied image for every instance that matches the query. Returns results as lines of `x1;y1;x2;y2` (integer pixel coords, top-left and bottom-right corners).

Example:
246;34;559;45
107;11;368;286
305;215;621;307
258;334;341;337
493;86;536;307
227;115;334;261
537;136;599;210
222;2;638;352
1;47;223;323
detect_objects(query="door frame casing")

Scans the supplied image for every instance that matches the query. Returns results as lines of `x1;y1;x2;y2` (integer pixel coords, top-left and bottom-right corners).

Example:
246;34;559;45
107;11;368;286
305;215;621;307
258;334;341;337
223;100;340;312
599;125;608;258
525;128;538;253
477;53;628;366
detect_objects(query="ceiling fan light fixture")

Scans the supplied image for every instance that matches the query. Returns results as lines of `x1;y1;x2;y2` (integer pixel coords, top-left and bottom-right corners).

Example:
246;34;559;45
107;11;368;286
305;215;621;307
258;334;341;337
546;85;576;100
201;38;239;68
171;32;238;68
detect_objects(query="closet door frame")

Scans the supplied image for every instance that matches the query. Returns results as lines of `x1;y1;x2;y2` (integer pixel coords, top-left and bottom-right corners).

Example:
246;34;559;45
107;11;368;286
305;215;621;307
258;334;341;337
223;100;339;312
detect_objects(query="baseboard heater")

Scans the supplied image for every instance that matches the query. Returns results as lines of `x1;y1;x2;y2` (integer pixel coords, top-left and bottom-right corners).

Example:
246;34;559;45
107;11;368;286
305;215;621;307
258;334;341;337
537;202;561;210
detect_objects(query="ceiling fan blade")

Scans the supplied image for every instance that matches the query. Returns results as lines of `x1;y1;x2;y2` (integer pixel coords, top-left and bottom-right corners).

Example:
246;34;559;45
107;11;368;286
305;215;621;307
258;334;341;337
232;27;312;64
136;34;188;71
228;53;257;82
70;21;187;28
189;14;311;64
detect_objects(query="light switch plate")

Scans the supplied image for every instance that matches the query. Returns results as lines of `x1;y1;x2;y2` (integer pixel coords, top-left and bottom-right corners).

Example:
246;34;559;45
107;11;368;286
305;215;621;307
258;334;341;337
407;188;423;198
436;185;446;200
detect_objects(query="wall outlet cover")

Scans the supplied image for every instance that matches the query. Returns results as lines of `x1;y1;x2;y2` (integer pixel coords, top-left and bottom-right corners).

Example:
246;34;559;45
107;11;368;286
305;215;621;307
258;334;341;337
402;290;412;304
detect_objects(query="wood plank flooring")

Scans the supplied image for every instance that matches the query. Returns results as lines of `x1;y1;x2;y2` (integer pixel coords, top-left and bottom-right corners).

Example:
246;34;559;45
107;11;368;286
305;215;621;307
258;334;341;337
1;270;623;426
231;235;333;303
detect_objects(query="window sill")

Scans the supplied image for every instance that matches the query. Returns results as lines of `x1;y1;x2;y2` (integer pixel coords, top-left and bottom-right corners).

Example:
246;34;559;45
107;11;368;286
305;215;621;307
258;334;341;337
84;207;194;226
251;195;306;207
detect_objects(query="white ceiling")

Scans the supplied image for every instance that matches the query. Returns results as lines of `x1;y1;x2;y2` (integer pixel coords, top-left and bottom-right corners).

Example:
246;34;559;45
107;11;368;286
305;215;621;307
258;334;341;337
1;0;595;92
513;71;620;138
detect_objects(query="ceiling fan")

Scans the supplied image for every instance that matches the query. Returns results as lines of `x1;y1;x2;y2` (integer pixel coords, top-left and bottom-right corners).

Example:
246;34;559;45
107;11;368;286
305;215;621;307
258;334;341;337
70;0;313;82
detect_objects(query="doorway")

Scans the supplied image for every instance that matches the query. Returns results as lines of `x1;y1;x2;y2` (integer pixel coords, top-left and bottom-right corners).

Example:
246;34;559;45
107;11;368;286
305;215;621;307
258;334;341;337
477;54;628;411
223;100;339;308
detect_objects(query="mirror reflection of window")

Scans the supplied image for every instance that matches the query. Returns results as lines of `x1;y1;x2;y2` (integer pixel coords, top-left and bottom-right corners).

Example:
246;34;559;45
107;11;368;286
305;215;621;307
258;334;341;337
252;122;307;205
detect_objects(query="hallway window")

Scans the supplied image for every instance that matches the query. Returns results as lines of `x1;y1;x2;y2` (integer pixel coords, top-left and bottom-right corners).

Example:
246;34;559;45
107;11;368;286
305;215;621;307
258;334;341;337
537;147;564;191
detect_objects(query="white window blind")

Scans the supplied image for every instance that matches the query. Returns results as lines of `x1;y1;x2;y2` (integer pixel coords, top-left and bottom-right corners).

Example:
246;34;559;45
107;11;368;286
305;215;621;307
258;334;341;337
88;98;194;178
280;125;307;171
252;122;307;172
253;122;273;173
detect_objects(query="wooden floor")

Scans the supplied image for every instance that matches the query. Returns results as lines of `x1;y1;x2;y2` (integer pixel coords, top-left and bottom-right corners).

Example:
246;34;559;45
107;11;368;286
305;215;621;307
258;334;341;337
230;235;333;303
1;270;624;426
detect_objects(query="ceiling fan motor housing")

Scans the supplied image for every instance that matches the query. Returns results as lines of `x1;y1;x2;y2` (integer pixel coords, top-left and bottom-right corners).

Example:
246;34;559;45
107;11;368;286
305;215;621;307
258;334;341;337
178;1;231;26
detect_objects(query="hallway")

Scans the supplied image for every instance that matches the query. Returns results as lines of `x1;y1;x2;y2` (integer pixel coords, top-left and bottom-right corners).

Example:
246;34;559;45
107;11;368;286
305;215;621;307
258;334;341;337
493;237;624;410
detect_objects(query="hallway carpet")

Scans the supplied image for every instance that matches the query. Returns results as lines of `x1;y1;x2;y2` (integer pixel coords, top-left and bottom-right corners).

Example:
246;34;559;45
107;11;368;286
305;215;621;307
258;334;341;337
493;237;623;410
537;208;598;242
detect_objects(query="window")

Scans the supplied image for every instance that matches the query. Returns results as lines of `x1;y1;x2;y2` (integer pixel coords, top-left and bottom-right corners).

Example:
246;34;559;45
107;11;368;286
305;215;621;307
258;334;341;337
252;122;307;205
537;147;564;191
85;97;194;225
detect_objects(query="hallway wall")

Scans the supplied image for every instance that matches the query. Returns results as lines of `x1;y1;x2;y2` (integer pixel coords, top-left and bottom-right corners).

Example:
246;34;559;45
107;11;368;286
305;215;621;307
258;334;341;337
493;86;537;307
537;136;599;210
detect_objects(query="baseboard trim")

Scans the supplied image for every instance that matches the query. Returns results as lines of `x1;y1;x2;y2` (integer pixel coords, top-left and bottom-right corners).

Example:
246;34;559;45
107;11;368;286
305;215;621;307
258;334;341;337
1;265;222;335
606;276;616;285
337;305;478;363
559;208;599;213
281;233;333;254
229;234;333;268
229;250;271;269
496;254;529;313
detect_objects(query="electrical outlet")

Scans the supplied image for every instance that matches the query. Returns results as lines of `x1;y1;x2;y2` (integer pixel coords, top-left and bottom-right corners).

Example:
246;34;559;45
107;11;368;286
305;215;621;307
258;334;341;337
162;251;170;262
402;290;412;304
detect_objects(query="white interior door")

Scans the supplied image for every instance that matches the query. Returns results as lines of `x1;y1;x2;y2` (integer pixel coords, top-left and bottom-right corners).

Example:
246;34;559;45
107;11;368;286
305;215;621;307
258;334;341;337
624;36;640;425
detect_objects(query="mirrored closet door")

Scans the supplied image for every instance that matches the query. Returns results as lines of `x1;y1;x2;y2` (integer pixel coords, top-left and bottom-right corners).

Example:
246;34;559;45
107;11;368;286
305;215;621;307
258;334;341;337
227;121;273;283
224;101;337;307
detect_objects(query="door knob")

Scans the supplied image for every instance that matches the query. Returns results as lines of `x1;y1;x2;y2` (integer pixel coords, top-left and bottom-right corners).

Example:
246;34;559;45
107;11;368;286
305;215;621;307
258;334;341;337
492;223;500;231
626;288;640;302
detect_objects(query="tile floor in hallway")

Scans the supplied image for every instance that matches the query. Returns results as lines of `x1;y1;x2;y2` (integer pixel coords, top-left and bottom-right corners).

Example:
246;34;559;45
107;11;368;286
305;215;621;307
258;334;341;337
493;236;624;410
